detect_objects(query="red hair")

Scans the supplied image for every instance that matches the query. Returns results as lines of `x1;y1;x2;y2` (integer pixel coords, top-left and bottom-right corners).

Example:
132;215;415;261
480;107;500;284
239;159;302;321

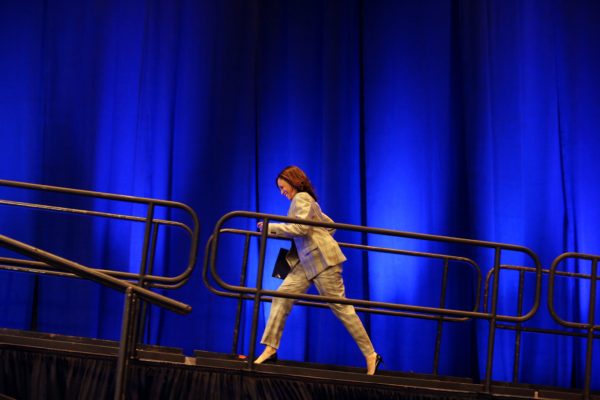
276;165;318;201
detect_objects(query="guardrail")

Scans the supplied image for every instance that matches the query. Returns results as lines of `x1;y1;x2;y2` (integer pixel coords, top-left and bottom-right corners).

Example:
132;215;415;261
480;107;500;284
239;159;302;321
203;210;545;394
0;179;199;289
479;256;600;399
0;234;192;400
549;253;600;399
0;179;199;400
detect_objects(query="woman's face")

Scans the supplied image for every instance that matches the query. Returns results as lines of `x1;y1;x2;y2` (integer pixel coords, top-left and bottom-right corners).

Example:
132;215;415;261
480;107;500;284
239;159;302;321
277;178;297;201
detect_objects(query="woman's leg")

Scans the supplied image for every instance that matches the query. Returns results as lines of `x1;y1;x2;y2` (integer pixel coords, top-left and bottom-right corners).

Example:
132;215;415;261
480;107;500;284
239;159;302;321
313;265;375;358
259;265;311;352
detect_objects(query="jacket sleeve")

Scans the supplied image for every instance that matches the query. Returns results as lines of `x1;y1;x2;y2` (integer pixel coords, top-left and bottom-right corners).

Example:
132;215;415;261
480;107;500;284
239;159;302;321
267;193;313;237
321;211;337;235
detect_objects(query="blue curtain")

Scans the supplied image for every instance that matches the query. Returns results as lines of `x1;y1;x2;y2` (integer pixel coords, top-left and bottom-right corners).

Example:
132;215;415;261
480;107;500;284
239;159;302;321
1;0;599;390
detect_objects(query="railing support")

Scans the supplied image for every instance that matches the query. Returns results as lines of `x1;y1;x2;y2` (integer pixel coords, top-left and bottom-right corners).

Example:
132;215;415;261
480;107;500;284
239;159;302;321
583;259;597;400
114;287;138;400
207;211;547;392
512;269;525;383
247;218;269;369
484;247;502;393
433;258;449;375
232;234;251;355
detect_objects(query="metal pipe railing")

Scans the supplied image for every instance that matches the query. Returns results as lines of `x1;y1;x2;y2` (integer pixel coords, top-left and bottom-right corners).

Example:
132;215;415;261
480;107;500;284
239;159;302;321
209;228;482;318
203;226;488;368
0;179;199;400
208;211;541;322
204;211;599;397
484;261;600;393
0;179;199;288
205;210;544;390
548;252;600;400
203;235;487;357
0;234;190;314
205;236;476;377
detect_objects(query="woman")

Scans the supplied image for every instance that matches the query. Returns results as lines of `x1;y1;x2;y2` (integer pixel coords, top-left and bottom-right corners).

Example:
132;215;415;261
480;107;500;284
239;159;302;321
255;165;382;375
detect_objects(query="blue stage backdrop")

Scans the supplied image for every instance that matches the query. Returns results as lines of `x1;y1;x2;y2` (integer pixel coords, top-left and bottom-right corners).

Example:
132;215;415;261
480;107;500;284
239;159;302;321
1;0;599;390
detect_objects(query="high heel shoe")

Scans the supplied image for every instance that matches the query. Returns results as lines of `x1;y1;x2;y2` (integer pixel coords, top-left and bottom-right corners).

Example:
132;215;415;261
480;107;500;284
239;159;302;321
262;352;278;363
374;354;384;374
367;353;384;375
254;350;278;364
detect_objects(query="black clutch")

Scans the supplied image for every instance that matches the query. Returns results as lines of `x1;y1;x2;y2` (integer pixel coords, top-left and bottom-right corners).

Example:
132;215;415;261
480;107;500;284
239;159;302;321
272;248;290;279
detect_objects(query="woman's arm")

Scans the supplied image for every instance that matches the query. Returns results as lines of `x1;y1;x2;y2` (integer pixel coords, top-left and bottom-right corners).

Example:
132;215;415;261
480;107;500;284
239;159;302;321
320;211;337;235
267;193;313;237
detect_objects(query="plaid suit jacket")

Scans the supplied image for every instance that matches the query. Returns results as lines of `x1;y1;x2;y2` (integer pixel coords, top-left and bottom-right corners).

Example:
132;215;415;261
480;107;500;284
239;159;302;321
268;192;346;280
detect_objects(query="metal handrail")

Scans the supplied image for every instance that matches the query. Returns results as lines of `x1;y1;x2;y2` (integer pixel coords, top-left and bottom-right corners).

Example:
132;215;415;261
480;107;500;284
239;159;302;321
548;252;600;400
484;263;600;317
203;228;482;321
549;252;600;329
0;199;193;235
0;179;199;289
209;211;542;322
0;233;191;400
0;234;191;314
0;256;173;282
482;263;600;389
0;178;199;400
203;226;484;377
206;210;544;393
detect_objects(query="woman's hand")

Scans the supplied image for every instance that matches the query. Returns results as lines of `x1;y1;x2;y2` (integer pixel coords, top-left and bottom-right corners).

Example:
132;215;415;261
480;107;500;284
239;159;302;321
257;221;263;231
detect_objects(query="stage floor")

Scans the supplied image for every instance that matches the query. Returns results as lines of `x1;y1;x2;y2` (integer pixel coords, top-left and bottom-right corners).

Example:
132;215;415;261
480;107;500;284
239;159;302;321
0;328;594;400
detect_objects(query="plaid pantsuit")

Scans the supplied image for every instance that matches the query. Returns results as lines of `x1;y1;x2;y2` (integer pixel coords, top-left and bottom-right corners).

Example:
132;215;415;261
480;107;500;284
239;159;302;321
261;192;375;357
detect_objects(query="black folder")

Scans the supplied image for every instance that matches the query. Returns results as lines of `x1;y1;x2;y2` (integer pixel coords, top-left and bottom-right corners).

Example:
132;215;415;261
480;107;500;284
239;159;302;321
272;248;290;279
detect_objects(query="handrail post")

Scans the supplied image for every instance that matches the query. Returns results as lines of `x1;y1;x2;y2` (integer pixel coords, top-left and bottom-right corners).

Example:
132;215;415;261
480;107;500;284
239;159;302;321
114;287;138;400
512;269;525;383
583;258;598;400
247;218;269;369
138;221;160;344
433;258;449;375
136;203;156;345
484;247;502;393
232;233;251;355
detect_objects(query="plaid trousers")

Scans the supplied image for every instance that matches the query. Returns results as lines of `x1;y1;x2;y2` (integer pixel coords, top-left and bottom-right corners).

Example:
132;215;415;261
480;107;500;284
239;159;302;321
260;264;375;357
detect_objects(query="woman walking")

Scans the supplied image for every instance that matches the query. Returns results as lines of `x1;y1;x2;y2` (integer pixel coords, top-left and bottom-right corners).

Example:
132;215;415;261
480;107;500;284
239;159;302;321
255;165;382;375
